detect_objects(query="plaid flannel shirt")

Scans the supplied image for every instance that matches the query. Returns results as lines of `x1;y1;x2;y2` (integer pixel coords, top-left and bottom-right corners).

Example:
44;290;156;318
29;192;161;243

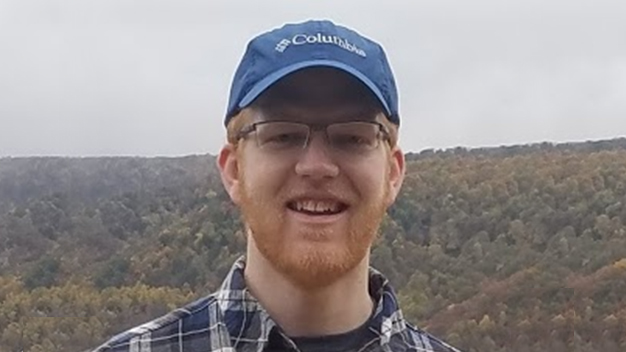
91;256;461;352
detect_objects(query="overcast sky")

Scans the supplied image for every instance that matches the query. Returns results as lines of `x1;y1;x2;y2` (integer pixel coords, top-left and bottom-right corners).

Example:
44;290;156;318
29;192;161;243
1;0;625;157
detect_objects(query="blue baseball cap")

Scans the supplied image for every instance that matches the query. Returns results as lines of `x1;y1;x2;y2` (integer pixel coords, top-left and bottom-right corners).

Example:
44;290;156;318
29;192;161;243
224;19;400;126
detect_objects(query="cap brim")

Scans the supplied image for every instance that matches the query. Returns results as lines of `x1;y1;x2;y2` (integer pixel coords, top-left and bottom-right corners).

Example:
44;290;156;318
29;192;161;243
238;60;392;117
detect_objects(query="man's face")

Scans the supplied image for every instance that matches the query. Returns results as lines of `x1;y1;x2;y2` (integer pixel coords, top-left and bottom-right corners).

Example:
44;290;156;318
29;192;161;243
219;68;405;289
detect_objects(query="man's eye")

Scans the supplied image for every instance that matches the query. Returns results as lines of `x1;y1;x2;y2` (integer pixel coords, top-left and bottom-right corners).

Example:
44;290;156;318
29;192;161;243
333;134;372;147
263;133;306;146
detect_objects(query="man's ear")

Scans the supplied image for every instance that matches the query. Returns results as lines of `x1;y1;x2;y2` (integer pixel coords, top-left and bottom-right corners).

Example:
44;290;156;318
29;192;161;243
217;143;242;205
385;146;406;208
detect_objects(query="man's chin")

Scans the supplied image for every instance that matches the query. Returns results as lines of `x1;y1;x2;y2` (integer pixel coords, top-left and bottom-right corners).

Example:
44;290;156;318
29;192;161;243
265;247;363;290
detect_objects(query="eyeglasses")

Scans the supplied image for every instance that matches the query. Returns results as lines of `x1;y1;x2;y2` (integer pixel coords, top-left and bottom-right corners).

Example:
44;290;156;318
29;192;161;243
236;121;390;156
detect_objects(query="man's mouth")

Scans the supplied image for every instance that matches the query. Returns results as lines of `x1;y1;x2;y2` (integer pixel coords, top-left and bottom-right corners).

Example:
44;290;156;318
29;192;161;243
286;199;348;216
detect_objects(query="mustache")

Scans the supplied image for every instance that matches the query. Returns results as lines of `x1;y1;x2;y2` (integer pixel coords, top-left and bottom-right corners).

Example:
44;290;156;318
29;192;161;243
281;185;353;204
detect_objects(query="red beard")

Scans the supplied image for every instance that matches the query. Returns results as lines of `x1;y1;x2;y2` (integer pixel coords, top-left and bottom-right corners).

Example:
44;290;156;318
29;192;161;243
238;178;389;290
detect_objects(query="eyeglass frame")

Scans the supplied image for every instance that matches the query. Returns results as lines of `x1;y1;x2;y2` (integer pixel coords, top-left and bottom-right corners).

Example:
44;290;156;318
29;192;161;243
235;120;392;155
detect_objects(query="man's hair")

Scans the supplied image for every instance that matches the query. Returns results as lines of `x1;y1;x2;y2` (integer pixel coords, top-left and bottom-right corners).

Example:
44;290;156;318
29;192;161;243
226;109;399;150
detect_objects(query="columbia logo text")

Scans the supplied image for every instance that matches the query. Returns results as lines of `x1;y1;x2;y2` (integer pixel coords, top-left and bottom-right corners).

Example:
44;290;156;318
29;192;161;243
275;33;367;57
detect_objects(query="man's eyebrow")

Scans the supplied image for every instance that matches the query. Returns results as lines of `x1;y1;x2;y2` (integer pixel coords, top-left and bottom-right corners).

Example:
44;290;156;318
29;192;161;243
258;108;382;123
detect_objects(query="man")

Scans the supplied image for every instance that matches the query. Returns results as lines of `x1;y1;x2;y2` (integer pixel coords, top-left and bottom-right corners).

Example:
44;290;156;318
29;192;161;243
91;19;462;352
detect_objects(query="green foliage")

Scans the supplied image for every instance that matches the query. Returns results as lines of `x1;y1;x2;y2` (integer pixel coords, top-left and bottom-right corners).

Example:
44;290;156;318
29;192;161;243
1;139;626;351
0;280;193;352
93;256;130;289
23;257;60;290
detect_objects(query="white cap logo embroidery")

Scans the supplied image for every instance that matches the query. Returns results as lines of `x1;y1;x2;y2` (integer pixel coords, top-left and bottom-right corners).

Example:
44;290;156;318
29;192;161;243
275;33;367;57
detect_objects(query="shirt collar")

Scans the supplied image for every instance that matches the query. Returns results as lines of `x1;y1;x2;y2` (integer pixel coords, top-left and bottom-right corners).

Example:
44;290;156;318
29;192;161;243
215;256;408;347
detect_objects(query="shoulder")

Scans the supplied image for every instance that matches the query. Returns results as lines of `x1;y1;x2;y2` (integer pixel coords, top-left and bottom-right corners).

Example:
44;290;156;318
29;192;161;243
90;293;220;352
402;322;463;352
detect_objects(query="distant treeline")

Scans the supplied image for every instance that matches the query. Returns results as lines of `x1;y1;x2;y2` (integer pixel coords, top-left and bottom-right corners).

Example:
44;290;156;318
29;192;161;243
405;137;626;160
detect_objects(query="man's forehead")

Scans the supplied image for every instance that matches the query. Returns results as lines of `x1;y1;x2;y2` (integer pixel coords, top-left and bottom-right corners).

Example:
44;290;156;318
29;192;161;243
254;67;382;109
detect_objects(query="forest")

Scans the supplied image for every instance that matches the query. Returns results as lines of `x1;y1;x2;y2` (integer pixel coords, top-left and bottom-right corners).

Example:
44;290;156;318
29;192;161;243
1;137;626;352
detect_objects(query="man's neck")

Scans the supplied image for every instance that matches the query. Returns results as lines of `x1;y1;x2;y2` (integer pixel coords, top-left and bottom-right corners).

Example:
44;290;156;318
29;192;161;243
243;247;374;338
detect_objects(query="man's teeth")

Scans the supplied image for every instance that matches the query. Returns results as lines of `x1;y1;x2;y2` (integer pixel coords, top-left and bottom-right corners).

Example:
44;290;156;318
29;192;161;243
294;200;340;213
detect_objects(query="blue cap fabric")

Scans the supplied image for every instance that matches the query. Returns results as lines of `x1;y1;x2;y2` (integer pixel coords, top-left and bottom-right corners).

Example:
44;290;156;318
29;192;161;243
224;19;400;126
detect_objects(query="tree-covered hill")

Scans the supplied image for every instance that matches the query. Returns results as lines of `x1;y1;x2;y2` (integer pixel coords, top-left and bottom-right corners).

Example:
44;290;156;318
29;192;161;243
1;138;626;352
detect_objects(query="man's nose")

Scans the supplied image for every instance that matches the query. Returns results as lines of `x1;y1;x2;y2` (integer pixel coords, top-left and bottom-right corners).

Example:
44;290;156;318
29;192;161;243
294;132;340;179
